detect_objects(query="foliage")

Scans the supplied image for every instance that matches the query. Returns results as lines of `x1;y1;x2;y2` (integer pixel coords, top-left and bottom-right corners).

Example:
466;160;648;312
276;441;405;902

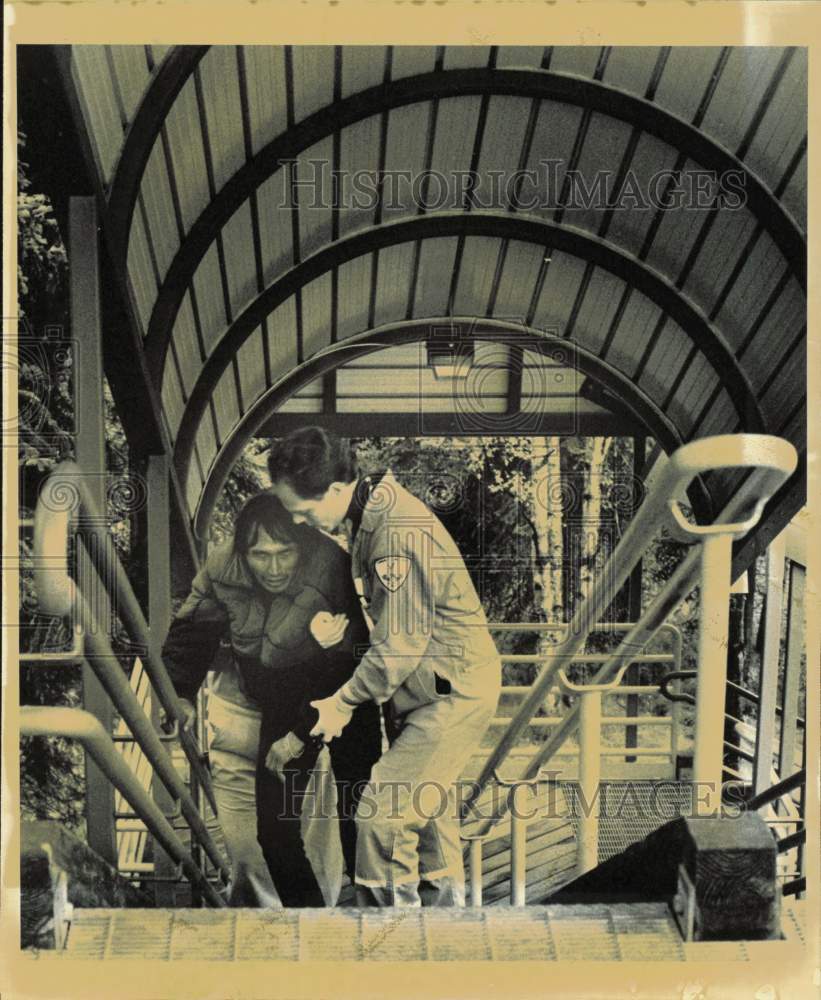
17;131;140;830
17;132;67;315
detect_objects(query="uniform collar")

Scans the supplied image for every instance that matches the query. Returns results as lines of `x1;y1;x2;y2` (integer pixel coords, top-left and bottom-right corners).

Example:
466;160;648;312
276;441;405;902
345;470;390;542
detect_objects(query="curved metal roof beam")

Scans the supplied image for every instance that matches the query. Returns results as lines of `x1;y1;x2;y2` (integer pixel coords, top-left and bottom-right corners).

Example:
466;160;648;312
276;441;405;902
106;45;210;262
173;211;766;494
144;65;806;381
190;318;708;541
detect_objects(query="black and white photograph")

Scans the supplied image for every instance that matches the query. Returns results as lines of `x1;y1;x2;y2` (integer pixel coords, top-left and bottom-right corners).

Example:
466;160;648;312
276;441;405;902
3;6;816;997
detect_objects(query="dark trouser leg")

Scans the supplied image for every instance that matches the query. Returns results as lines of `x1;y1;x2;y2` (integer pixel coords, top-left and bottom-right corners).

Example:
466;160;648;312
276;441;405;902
256;739;325;908
328;702;382;880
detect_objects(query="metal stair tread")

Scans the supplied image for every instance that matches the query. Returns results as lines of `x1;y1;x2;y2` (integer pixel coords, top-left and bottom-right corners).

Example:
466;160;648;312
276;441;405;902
55;903;807;961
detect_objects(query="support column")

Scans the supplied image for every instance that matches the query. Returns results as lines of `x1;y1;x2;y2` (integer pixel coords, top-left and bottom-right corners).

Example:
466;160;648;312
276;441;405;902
753;535;786;796
70;196;116;863
779;561;805;777
693;532;733;816
625;436;646;763
147;455;178;904
577;690;602;874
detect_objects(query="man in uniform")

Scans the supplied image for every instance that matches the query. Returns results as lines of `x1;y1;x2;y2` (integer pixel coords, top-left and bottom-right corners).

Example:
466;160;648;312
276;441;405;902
268;427;501;906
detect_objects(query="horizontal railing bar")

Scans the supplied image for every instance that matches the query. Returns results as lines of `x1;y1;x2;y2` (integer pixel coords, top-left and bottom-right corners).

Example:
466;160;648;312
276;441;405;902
723;740;756;763
489;622;680;636
726;680;806;728
489;715;672;728
777;829;806;853
782;877;806;896
21;706;224;907
18;652;84;664
499;684;662;697
500;653;675;664
746;769;805;812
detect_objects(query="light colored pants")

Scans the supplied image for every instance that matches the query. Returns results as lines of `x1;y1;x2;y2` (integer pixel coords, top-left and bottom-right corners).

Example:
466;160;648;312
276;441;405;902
207;694;280;907
354;684;497;907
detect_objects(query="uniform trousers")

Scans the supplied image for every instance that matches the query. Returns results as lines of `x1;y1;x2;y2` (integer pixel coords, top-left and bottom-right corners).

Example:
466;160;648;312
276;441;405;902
354;682;497;907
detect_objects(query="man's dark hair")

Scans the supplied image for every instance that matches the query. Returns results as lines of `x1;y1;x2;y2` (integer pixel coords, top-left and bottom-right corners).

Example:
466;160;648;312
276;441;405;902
267;427;357;498
233;493;305;556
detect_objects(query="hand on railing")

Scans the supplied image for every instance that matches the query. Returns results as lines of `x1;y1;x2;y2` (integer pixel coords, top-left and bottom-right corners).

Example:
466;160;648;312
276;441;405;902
175;698;197;735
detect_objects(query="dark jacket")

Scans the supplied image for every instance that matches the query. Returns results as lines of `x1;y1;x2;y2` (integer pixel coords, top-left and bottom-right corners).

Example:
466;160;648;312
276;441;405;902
162;526;369;741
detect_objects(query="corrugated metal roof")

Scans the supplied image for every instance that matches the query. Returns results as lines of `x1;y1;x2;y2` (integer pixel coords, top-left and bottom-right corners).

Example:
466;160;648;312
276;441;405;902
63;44;805;526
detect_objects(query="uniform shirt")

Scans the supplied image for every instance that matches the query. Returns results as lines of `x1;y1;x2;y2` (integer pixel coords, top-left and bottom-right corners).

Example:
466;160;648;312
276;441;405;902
338;471;501;713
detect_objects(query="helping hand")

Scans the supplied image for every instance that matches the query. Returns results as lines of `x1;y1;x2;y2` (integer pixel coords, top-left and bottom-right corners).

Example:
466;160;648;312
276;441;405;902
309;693;354;742
310;611;348;649
264;732;305;784
177;698;197;734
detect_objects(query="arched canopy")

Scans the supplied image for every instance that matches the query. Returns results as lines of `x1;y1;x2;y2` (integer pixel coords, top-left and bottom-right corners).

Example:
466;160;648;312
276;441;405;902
57;43;807;542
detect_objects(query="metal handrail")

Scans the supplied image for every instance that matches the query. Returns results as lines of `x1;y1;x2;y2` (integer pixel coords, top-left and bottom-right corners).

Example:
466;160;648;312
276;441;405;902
726;679;806;728
464;434;797;819
33;465;230;886
20;707;225;908
745;768;805;812
35;461;216;813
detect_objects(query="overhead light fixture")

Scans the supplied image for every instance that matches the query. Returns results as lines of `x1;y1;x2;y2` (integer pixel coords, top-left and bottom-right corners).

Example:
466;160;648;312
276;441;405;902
427;339;474;379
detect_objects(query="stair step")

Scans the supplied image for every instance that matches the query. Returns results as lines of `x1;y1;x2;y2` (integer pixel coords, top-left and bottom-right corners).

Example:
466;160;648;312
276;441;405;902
57;902;808;961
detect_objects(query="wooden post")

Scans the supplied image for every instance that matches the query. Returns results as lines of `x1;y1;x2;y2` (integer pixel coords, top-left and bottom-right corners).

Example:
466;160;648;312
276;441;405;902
677;814;779;941
70;196;116;864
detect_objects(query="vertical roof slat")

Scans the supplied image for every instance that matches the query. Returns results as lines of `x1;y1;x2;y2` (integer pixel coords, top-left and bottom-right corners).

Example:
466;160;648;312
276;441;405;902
192;242;228;355
336;256;373;342
222;199;258;319
198;46;247;193
126;209;157;336
295;136;335;260
412;237;460;318
243;46;289;156
300;272;334;361
108;45;152;126
372;243;416;329
163;77;211;236
72;46;122;184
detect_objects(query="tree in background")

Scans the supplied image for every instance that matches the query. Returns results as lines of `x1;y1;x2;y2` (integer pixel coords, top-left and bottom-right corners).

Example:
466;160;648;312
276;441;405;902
18;131;139;829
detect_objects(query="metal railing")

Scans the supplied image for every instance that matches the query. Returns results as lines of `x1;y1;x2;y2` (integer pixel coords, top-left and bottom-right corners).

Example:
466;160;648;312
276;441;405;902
491;622;682;770
460;434;796;902
21;707;225;907
462;625;681;904
31;462;231;898
465;435;796;816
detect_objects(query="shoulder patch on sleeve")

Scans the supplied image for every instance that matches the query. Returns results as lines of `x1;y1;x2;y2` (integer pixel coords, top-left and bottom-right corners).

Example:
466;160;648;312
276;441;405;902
374;556;411;592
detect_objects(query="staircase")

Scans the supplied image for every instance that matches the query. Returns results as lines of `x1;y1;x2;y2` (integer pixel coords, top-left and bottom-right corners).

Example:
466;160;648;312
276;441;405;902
51;900;807;961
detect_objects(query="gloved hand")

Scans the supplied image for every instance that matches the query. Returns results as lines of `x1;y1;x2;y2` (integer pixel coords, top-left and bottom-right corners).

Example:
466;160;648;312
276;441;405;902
310;611;348;649
264;731;305;784
309;692;354;742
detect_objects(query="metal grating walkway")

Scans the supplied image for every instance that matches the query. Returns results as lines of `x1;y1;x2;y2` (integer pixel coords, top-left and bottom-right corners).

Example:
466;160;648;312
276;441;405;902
53;902;807;962
561;781;693;863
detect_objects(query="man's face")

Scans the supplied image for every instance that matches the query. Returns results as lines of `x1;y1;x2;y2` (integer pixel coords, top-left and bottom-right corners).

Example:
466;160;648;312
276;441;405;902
271;479;348;533
244;526;300;594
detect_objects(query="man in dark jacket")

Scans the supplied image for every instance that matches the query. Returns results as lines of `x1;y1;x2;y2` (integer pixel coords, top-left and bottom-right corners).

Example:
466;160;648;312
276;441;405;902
162;494;381;906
